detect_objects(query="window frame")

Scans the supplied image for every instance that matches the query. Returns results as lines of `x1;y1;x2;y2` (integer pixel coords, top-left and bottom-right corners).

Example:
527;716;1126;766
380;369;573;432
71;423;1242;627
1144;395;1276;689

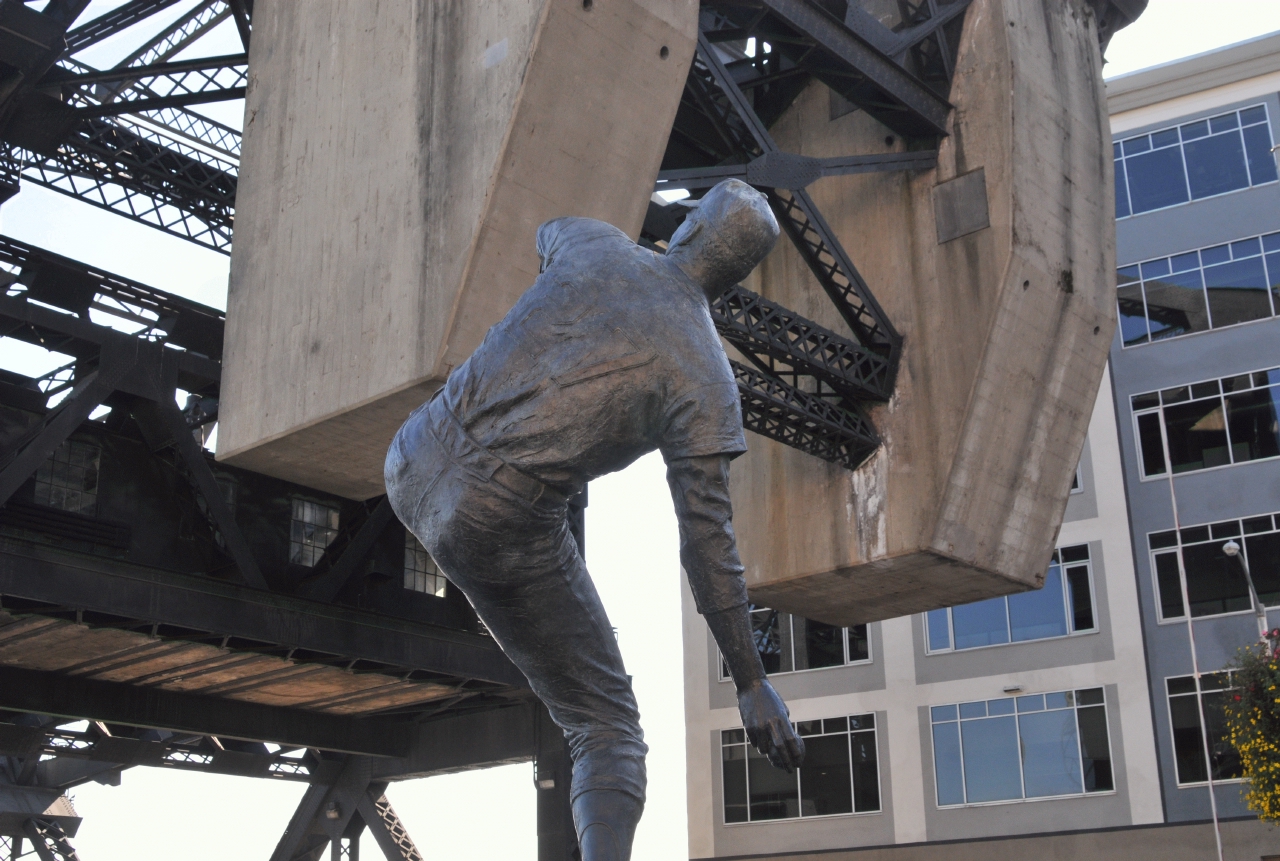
929;687;1116;808
717;609;872;681
1148;510;1280;623
1163;672;1244;787
288;497;341;568
1116;229;1280;349
720;712;882;825
403;530;447;598
924;544;1098;655
1131;365;1280;481
1114;103;1277;221
34;438;102;515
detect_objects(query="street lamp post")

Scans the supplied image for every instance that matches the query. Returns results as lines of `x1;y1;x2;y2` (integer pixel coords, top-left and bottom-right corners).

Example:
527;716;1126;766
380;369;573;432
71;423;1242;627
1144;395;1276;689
1223;540;1268;639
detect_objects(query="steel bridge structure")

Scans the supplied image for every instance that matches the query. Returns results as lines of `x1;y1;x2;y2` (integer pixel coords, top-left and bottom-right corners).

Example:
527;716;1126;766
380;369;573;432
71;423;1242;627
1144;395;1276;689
0;0;1137;857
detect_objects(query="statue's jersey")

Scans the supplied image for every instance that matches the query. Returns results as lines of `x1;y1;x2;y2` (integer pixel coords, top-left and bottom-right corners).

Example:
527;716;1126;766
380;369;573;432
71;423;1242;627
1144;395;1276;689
440;217;747;494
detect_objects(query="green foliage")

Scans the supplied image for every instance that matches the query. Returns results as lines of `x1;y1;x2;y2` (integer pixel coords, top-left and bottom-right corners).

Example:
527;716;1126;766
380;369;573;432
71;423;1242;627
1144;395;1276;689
1223;629;1280;821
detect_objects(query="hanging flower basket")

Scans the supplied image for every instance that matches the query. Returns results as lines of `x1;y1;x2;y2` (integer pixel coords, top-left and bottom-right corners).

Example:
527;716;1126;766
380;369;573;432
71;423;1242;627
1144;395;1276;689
1224;628;1280;822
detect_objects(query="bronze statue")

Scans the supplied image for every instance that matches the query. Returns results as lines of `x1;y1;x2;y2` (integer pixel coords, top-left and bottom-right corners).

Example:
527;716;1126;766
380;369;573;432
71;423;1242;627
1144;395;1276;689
385;179;804;860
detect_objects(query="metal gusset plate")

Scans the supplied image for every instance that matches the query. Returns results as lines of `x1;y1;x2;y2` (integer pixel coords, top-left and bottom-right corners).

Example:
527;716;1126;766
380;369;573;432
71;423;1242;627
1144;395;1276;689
732;360;879;470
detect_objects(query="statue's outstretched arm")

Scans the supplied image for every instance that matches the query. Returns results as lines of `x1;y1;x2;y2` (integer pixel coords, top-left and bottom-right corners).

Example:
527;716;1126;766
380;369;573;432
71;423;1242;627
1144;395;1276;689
666;454;805;772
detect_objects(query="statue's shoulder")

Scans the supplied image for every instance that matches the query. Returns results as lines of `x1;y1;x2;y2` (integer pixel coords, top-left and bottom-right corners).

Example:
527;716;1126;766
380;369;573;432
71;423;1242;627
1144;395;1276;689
535;217;634;272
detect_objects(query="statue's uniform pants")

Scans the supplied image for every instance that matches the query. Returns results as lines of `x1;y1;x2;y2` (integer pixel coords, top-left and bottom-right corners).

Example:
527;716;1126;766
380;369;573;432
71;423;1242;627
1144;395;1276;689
385;396;647;803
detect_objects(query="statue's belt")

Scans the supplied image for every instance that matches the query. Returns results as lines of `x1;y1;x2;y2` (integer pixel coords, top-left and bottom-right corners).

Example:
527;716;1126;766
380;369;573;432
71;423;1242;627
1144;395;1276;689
429;399;567;509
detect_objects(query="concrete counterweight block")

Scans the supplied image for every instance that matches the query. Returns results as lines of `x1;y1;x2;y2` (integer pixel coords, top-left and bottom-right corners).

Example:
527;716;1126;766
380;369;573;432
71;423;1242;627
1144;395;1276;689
219;0;697;499
733;0;1118;625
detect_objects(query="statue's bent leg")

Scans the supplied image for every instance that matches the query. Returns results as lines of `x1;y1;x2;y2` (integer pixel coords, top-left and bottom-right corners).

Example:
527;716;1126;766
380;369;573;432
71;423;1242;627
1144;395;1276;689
386;403;646;859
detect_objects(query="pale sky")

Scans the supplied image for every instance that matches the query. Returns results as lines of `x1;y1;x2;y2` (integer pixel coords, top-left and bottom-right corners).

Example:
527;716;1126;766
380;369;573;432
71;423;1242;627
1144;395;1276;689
2;2;1279;859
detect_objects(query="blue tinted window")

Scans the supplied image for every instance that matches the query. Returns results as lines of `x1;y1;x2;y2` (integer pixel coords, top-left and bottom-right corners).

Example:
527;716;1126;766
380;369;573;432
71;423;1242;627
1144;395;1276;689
932;721;965;806
1181;119;1209;140
1201;244;1231;265
961;717;1022;803
1016;694;1045;712
1144;269;1209;340
1141;258;1171;279
1122;136;1151;155
1121;230;1280;347
1116;106;1276;218
1241;106;1268;126
1117;286;1150;346
1184;133;1249;198
1204;257;1271;328
927;548;1093;652
1210;113;1239;133
926;608;951;651
1114;161;1131;219
931;688;1113;807
1009;563;1069;642
1232;237;1262;258
1126;147;1190;212
952;598;1009;649
1020;709;1084;797
1244;124;1279;184
987;698;1015;716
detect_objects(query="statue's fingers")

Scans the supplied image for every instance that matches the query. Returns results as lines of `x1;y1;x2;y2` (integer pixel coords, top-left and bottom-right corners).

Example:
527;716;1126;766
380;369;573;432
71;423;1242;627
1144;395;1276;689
784;732;805;769
767;722;793;772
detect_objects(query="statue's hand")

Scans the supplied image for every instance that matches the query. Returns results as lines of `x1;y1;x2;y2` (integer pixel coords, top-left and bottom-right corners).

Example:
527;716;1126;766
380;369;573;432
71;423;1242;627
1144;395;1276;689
737;678;805;772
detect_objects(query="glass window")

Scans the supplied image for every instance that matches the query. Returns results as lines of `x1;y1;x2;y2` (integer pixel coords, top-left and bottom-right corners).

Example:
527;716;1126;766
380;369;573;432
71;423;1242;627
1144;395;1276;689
1132;367;1280;477
403;531;447;597
720;607;870;679
1114;105;1277;220
34;439;101;515
1150;510;1280;620
721;713;879;822
1166;674;1243;784
289;498;340;567
930;688;1113;806
1118;230;1280;347
926;546;1095;653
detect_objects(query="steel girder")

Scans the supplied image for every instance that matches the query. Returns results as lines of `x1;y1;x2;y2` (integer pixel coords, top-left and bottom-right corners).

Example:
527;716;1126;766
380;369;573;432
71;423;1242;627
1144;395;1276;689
0;713;327;789
0;0;245;252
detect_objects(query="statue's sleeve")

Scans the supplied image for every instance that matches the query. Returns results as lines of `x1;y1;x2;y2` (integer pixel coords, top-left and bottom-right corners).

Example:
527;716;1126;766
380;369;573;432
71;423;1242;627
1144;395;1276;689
666;454;750;615
535;217;632;272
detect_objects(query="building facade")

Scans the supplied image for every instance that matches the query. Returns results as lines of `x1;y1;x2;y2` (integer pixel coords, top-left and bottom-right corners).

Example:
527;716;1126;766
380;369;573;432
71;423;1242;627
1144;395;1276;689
682;32;1280;860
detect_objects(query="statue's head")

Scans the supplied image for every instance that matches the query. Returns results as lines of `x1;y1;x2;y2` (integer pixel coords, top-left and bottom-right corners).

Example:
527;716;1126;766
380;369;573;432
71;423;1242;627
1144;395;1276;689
665;179;779;299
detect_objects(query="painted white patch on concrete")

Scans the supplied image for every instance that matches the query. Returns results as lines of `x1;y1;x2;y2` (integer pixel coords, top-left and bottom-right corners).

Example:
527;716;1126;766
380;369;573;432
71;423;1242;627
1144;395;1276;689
483;38;509;69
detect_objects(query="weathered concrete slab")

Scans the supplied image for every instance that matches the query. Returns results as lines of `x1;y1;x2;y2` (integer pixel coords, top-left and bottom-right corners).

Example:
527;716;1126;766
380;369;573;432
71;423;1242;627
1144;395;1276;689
219;0;697;498
733;0;1117;625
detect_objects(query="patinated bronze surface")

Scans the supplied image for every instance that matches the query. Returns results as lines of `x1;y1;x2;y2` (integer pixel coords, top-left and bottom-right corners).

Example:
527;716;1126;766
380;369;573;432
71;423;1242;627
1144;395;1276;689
385;180;803;860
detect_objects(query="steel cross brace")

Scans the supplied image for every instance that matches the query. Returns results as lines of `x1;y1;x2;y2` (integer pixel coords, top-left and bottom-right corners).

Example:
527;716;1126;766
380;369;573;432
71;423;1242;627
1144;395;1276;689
21;820;80;861
271;757;423;861
687;31;902;365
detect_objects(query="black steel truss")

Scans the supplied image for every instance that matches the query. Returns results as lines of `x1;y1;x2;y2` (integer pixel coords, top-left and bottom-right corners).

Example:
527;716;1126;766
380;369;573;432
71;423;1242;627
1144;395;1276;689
732;360;878;469
649;2;977;472
0;0;245;252
0;713;324;789
714;284;890;401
